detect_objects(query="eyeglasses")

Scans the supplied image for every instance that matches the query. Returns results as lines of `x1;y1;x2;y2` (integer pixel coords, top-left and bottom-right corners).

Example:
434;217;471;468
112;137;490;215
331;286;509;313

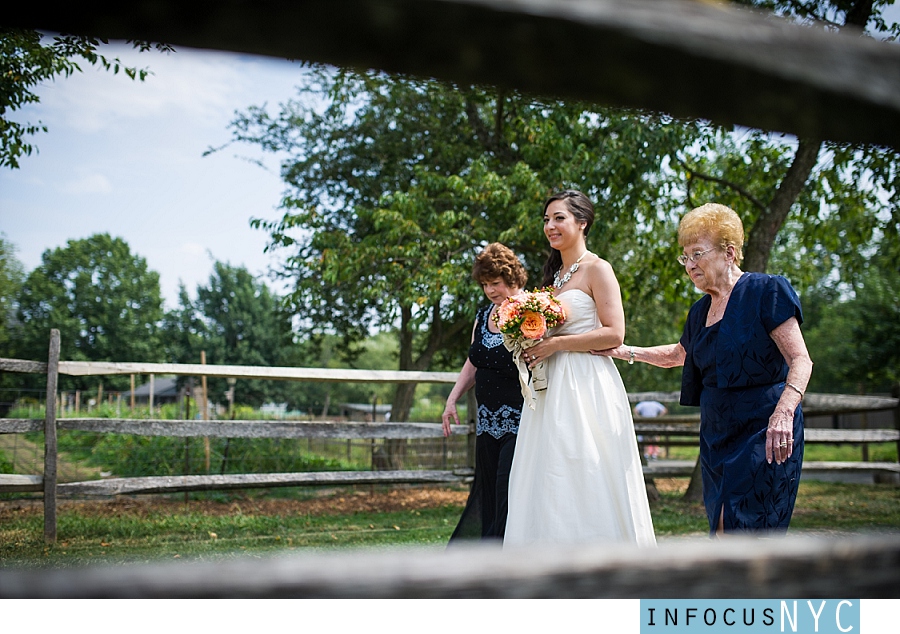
677;248;715;266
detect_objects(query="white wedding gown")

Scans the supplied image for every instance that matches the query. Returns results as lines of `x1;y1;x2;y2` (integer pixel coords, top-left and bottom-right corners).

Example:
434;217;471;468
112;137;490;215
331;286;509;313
504;289;657;547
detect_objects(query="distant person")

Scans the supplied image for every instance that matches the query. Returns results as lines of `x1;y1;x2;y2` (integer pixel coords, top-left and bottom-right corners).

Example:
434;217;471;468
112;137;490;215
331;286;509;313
597;203;812;537
443;243;527;541
633;400;668;417
633;400;668;459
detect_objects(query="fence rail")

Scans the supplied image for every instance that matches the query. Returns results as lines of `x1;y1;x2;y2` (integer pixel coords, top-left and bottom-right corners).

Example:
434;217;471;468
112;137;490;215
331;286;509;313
0;418;471;438
2;331;899;542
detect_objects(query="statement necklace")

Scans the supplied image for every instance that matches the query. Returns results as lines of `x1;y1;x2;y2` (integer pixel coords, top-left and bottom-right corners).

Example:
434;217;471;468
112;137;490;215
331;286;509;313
554;251;588;288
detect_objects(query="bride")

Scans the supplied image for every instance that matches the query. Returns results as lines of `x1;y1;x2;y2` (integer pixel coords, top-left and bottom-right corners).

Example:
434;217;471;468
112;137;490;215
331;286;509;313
503;190;656;547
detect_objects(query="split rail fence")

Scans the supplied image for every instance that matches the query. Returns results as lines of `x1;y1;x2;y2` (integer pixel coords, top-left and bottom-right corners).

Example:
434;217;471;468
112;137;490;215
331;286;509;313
1;330;898;544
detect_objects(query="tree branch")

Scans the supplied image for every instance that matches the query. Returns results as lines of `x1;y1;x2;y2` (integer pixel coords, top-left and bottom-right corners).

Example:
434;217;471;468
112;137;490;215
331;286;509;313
677;158;768;212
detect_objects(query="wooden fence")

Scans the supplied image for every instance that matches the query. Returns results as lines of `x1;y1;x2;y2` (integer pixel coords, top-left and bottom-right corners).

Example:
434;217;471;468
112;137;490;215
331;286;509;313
2;329;898;545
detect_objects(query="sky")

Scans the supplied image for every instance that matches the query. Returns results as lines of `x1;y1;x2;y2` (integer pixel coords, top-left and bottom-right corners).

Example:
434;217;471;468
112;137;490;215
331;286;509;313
2;7;899;311
1;42;303;310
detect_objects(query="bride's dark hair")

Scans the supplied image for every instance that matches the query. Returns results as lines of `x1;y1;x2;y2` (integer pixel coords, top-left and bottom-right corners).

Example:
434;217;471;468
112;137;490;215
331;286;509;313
541;190;595;287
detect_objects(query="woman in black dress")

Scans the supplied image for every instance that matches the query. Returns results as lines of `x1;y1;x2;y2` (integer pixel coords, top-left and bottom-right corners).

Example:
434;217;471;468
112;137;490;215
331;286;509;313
442;242;527;541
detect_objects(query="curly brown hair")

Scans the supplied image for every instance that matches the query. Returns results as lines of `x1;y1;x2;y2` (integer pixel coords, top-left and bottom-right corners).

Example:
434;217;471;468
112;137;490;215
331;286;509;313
472;243;528;288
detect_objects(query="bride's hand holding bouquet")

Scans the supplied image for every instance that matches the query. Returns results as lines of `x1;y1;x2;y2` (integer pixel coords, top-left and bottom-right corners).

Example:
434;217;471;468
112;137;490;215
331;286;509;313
493;288;566;407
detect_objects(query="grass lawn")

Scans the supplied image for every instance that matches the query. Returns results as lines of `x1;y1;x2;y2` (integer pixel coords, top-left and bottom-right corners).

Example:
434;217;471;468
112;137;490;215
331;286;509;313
1;478;897;568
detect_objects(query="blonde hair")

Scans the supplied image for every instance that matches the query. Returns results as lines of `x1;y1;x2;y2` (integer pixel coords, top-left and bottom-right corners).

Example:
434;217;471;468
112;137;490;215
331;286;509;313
678;203;745;264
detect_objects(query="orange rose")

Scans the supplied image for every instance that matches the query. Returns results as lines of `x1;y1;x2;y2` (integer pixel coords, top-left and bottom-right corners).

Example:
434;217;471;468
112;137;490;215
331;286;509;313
496;301;521;328
519;311;547;340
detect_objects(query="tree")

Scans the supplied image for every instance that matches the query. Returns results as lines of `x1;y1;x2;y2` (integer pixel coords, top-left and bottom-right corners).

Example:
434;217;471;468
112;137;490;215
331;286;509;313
224;68;699;435
16;234;164;389
0;234;24;354
162;261;298;408
803;257;900;393
714;0;899;274
0;28;172;169
223;0;899;424
162;261;400;413
0;235;26;414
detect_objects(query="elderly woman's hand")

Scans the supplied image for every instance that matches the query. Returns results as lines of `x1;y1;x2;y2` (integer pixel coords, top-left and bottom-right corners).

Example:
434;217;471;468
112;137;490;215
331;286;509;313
766;407;795;464
591;344;628;359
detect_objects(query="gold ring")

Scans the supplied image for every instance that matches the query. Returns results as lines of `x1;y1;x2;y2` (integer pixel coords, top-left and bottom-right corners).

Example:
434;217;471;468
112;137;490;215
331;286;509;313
779;442;788;447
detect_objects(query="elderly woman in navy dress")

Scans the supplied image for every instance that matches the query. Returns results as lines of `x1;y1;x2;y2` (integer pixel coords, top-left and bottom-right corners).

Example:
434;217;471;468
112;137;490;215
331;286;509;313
443;243;527;540
599;203;813;536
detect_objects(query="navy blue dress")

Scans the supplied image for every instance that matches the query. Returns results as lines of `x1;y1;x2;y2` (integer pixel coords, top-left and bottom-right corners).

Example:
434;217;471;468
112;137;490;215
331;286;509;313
680;273;805;535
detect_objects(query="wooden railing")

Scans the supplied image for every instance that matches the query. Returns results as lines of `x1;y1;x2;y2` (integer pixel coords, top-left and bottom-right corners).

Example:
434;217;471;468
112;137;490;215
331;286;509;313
2;330;898;543
633;391;900;482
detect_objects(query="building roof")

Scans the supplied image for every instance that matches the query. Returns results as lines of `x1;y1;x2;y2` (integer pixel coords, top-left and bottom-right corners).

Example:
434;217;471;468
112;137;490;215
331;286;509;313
132;377;179;398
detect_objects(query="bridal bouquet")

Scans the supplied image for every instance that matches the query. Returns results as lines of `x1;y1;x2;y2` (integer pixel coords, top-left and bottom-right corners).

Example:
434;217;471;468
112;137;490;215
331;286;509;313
493;288;566;407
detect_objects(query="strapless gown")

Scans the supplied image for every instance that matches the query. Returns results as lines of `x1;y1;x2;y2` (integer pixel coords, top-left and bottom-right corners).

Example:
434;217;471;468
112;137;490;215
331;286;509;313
504;289;657;547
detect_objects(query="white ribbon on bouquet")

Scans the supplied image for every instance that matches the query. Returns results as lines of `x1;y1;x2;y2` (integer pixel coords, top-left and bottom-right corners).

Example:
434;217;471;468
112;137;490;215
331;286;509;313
503;335;548;410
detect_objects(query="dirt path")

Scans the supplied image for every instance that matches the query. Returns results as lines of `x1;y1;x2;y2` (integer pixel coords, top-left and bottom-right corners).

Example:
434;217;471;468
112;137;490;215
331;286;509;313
0;434;105;482
0;486;471;521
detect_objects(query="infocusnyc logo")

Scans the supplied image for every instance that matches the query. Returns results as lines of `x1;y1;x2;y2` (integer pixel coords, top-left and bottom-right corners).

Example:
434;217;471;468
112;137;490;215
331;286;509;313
640;599;859;634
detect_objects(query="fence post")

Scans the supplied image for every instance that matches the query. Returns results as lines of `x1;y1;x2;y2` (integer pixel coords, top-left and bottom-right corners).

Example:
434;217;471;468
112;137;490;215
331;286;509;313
43;329;60;544
894;382;900;466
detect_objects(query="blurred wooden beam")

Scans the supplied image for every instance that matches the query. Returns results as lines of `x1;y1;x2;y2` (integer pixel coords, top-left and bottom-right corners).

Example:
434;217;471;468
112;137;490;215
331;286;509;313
7;0;900;148
0;534;897;597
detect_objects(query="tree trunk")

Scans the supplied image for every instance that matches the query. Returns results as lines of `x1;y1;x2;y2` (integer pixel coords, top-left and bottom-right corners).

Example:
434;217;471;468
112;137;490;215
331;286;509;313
743;137;821;272
386;303;468;469
742;1;874;273
385;383;415;469
682;457;704;502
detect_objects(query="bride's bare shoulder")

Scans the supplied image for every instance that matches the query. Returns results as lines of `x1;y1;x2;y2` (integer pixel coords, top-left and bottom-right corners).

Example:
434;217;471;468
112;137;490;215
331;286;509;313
582;254;615;276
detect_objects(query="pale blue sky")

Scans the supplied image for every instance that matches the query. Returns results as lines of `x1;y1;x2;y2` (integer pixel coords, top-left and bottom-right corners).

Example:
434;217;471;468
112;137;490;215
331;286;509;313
1;43;302;309
2;10;898;310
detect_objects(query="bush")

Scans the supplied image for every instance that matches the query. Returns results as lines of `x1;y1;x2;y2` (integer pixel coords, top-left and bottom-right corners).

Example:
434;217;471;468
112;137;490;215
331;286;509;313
86;434;345;477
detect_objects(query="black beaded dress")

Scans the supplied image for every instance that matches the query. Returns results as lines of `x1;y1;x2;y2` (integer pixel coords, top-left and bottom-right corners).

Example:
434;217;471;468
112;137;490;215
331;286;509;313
449;304;523;541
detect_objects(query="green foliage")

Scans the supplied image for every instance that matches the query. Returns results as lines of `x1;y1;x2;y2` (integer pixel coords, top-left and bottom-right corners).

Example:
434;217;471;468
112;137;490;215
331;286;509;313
225;56;897;397
161;261;298;407
0;449;13;474
803;260;900;393
225;67;702;408
15;234;164;390
0;234;24;355
0;28;172;169
81;434;345;477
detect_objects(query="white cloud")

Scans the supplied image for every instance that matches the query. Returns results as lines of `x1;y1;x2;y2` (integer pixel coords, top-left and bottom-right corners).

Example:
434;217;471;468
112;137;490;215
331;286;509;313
33;41;305;136
61;173;113;195
179;242;207;257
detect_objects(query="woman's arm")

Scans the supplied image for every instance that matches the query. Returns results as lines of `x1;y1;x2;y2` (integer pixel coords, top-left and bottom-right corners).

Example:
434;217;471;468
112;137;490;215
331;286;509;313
442;359;477;436
442;320;478;437
765;316;813;464
594;342;686;368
